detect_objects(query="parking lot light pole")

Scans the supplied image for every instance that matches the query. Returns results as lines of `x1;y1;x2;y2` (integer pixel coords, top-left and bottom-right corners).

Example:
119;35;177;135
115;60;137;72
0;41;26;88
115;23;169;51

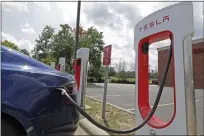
75;0;81;59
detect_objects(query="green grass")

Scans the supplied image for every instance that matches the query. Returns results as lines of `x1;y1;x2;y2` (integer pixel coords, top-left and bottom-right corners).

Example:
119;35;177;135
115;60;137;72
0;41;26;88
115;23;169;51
85;97;136;136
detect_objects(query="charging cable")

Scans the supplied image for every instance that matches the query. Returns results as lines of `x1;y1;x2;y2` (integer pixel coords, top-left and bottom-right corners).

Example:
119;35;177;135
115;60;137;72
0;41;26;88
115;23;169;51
57;35;173;134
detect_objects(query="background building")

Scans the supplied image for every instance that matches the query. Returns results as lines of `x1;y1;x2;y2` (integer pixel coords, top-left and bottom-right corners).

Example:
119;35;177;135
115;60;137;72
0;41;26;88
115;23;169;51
157;38;204;89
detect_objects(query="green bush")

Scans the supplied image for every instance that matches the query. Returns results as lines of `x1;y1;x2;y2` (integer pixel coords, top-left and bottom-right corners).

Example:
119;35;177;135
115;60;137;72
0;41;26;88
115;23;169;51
88;76;154;85
97;78;104;83
109;78;135;84
87;77;95;83
87;77;104;83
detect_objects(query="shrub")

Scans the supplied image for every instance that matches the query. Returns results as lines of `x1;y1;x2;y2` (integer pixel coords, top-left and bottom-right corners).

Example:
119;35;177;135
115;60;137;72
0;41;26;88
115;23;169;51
97;78;104;83
88;77;153;85
109;78;135;84
87;77;94;83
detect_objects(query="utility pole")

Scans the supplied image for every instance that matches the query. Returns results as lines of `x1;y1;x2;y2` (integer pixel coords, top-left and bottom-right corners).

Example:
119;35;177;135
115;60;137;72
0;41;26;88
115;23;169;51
75;0;81;59
123;60;125;71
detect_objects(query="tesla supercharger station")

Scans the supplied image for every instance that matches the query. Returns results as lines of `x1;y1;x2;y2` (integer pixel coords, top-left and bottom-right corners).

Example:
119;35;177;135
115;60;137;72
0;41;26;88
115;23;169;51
134;2;197;135
75;48;89;109
58;57;66;72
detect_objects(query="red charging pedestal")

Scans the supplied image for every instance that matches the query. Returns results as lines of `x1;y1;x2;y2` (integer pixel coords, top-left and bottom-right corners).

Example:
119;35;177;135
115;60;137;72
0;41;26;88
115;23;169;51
134;2;197;135
74;48;90;108
74;58;81;91
138;31;176;128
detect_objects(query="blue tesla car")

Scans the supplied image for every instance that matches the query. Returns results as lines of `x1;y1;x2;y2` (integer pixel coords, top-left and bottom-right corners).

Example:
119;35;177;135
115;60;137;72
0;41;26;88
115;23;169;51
1;45;79;136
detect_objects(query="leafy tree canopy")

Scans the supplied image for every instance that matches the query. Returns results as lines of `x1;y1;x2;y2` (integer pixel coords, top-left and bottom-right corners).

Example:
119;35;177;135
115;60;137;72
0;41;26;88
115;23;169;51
2;40;30;56
33;24;105;79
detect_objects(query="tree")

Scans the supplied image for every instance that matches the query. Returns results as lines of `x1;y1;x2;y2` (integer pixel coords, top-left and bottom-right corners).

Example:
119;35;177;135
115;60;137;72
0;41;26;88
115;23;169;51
149;70;158;79
52;25;105;76
52;24;75;72
41;53;56;65
20;49;30;56
1;40;19;51
115;59;126;72
2;40;30;57
33;25;55;60
32;24;105;79
126;71;135;78
115;59;127;80
73;26;104;67
109;66;116;77
78;27;104;80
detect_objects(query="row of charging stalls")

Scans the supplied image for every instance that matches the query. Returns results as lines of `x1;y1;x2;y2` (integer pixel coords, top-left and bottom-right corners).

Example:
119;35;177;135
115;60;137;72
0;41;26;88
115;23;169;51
48;2;198;135
50;48;89;108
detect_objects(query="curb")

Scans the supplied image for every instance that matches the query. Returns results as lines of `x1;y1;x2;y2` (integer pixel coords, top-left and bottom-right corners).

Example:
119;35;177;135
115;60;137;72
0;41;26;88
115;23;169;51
86;96;135;115
79;118;109;135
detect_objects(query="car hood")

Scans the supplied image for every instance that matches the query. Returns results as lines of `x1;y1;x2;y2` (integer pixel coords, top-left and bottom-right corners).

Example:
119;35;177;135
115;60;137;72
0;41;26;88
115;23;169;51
1;45;74;84
2;63;73;79
1;45;56;71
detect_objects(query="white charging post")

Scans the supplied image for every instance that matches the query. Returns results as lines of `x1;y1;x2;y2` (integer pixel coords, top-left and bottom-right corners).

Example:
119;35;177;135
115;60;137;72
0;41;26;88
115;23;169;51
58;57;66;72
134;2;197;135
75;48;89;109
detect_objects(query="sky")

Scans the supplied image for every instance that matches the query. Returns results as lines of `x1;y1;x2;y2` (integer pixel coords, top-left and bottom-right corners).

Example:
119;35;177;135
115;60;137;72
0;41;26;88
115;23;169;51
1;1;204;71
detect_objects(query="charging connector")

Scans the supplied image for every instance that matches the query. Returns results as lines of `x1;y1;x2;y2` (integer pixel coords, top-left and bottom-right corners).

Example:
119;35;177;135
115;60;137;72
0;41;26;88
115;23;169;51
142;42;149;54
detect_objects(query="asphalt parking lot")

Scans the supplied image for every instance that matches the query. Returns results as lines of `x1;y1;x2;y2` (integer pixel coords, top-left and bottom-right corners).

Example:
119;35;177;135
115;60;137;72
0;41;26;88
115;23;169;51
86;83;204;135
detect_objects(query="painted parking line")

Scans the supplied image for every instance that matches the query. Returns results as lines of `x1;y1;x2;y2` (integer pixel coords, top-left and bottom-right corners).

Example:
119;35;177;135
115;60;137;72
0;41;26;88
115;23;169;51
151;99;201;108
88;94;136;98
149;85;159;87
88;95;102;98
107;95;121;97
123;94;135;96
127;99;201;111
88;95;121;98
150;103;174;108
